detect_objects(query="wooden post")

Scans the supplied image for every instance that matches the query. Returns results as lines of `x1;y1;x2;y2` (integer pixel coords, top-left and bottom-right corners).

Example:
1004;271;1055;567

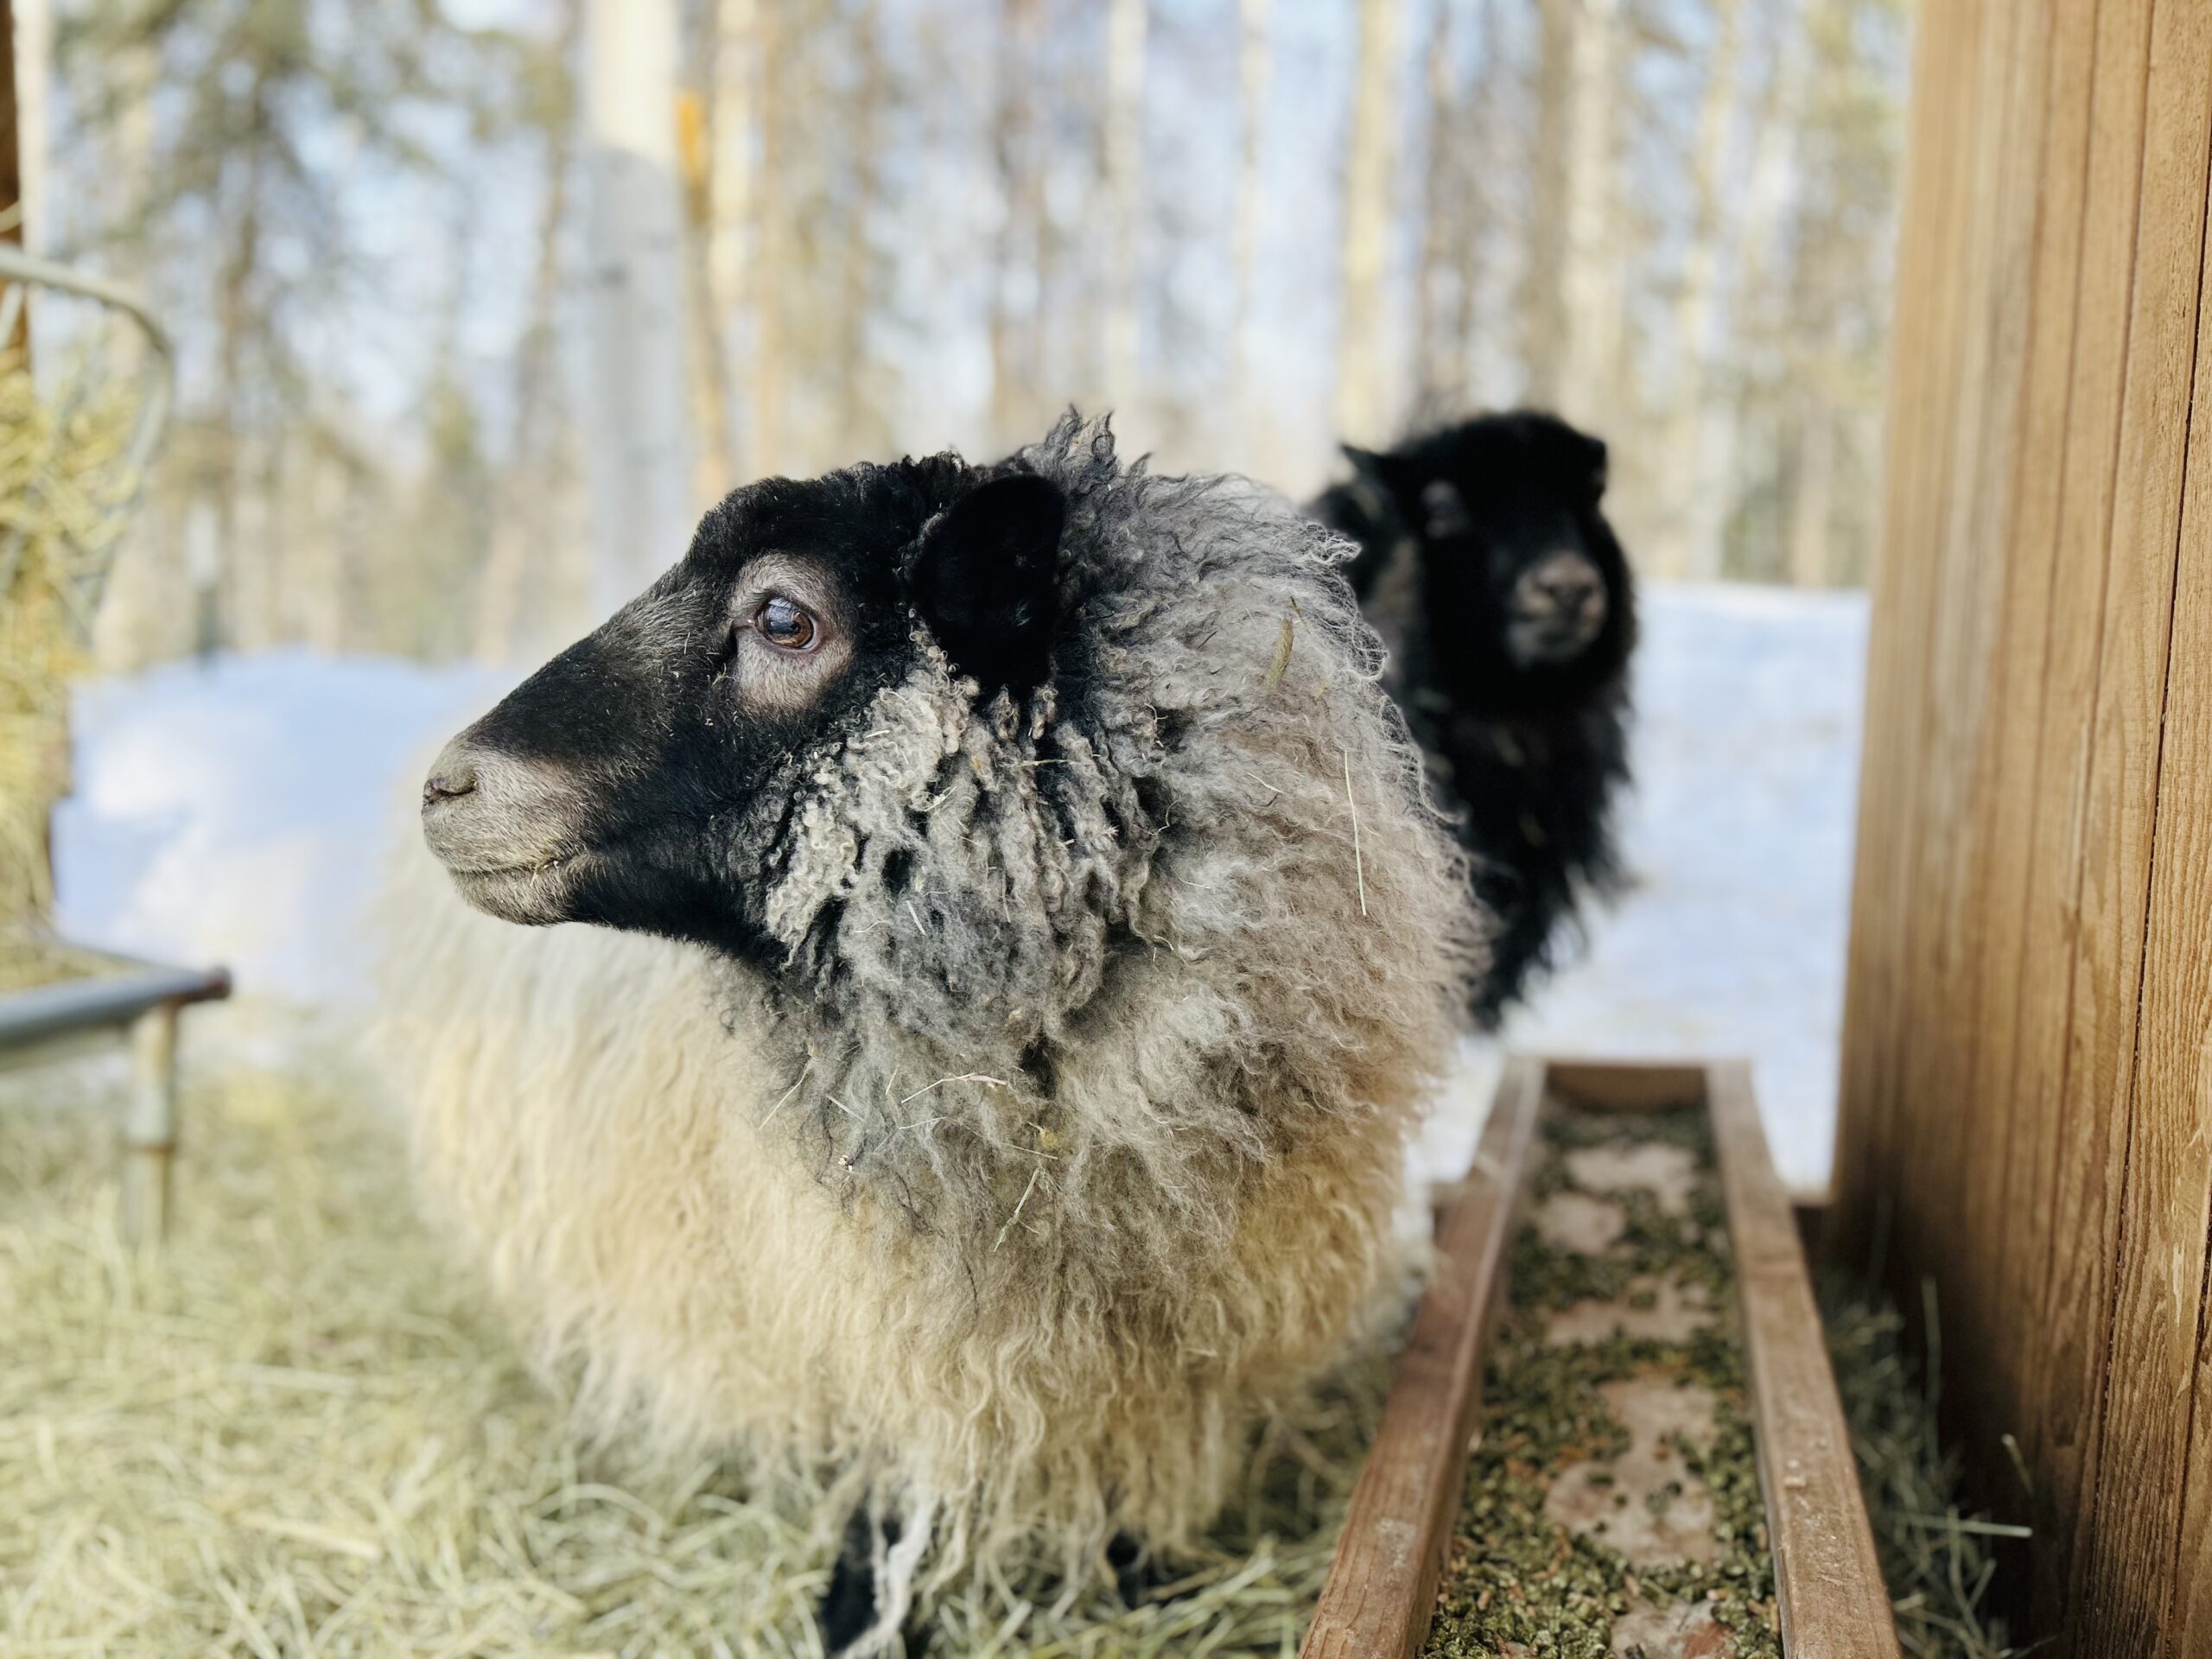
1832;3;2212;1652
1;0;20;251
0;0;23;355
120;1001;178;1244
1301;1057;1542;1659
1710;1062;1892;1654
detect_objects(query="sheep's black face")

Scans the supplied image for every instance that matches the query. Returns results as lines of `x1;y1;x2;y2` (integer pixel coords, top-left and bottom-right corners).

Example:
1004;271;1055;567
420;460;1068;963
1344;412;1633;711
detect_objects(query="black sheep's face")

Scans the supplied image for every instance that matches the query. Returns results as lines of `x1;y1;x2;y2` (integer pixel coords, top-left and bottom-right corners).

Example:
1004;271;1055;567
420;464;1067;960
1347;415;1630;696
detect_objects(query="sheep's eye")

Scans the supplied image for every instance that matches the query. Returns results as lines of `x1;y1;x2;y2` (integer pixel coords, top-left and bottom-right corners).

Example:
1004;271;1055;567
755;596;818;652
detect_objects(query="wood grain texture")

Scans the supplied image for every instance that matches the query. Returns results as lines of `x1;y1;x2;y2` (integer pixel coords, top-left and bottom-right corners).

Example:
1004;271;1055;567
1542;1058;1708;1110
1831;0;1977;1285
1982;0;2098;1469
2162;184;2212;1657
1710;1063;1900;1659
1300;1057;1543;1659
2172;1038;2212;1656
1833;1;2212;1649
1906;0;2041;1446
2007;12;2156;1618
2046;0;2209;1638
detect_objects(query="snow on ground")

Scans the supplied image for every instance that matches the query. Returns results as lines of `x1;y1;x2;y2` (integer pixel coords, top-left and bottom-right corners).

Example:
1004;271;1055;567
54;651;509;1009
1417;583;1869;1193
52;583;1866;1189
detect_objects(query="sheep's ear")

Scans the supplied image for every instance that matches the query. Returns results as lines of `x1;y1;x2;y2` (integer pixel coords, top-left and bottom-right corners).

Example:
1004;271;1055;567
914;473;1067;696
1579;433;1610;500
1341;442;1389;479
1342;442;1422;513
1341;443;1398;496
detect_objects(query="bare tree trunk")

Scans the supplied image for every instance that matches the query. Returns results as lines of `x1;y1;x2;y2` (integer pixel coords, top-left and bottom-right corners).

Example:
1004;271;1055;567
1786;398;1835;587
581;0;695;615
1334;0;1403;446
231;452;270;650
1451;0;1504;404
677;38;732;509
1689;11;1808;584
707;0;757;483
0;0;18;263
0;0;44;927
1102;0;1146;423
836;0;883;454
207;83;270;658
748;1;786;479
10;0;44;258
1230;0;1273;431
1652;0;1742;579
990;0;1042;447
1412;0;1462;422
1523;0;1617;416
1522;0;1569;404
1032;31;1083;421
300;448;346;653
475;0;578;663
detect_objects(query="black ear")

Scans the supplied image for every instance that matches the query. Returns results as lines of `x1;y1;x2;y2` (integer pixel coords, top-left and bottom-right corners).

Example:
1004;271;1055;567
1341;442;1389;480
1342;442;1422;512
913;473;1067;696
1579;433;1610;500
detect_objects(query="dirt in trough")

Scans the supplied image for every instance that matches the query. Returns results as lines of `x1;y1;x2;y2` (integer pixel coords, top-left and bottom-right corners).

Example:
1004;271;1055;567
1421;1100;1783;1659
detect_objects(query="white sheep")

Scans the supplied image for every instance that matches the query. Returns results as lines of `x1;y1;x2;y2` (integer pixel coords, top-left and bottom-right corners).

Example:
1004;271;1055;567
372;416;1478;1649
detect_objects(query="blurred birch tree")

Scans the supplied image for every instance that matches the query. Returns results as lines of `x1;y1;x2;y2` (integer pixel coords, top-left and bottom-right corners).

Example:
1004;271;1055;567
35;0;1909;681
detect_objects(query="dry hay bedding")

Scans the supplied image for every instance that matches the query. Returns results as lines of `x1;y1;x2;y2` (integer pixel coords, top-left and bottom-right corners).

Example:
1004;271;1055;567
0;1065;1388;1656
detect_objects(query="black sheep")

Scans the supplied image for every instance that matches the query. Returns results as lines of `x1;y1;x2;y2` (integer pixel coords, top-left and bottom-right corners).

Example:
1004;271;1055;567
1311;410;1636;1026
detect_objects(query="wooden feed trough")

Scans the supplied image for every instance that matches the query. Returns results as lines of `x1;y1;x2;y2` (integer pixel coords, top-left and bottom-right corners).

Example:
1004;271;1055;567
1305;1058;1895;1659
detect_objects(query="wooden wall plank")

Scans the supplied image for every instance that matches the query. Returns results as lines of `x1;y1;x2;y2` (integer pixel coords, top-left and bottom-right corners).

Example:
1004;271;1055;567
1880;2;1999;1319
1912;0;2050;1456
2161;153;2212;1659
1969;0;2099;1468
2045;0;2211;1640
1837;0;2212;1647
1993;3;2156;1634
1833;0;1985;1283
2171;1034;2212;1656
1884;0;2003;1322
2086;34;2212;1647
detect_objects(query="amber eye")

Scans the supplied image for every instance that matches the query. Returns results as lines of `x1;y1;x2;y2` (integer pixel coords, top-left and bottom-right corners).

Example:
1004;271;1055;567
755;596;818;652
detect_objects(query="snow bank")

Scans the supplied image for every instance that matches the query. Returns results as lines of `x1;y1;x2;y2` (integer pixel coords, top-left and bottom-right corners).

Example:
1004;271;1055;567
54;651;508;1008
1487;583;1867;1189
51;585;1866;1186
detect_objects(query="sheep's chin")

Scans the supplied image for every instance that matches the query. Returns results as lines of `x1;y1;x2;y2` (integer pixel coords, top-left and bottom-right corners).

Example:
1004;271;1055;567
442;856;585;926
1506;607;1605;669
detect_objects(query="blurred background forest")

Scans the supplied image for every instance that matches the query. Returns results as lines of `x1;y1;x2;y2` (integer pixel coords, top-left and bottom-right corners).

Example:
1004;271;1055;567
19;0;1907;674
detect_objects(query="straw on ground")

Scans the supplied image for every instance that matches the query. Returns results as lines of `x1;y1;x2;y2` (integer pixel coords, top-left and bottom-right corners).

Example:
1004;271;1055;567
0;1060;1386;1656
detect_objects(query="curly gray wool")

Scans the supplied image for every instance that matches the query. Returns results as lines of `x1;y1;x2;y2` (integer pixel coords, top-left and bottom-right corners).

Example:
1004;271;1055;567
373;416;1482;1622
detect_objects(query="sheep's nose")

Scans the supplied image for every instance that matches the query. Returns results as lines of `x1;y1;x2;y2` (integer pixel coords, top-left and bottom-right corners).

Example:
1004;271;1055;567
423;753;480;808
1539;561;1601;610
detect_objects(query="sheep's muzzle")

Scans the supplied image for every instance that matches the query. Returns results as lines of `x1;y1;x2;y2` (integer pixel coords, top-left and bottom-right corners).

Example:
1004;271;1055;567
1505;550;1609;667
420;734;598;925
